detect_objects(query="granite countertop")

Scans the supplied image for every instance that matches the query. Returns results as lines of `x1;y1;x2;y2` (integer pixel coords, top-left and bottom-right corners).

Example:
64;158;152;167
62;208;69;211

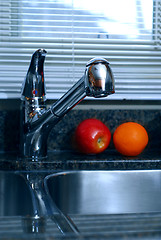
0;147;161;171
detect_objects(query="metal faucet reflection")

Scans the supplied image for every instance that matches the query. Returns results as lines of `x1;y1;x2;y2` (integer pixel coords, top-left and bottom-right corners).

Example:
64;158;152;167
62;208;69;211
20;49;115;160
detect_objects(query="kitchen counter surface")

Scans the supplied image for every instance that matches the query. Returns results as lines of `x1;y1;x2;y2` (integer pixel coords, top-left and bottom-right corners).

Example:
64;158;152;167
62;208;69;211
0;148;161;171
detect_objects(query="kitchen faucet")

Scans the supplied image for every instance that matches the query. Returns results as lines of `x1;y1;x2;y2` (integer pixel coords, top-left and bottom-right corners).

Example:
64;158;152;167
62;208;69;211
20;49;115;160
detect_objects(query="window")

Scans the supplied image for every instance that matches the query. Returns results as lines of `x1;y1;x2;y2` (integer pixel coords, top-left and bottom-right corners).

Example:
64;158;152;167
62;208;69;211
0;0;161;100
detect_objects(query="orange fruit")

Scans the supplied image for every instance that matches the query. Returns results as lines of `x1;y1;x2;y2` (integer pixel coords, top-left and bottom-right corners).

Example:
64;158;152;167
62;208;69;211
113;122;148;156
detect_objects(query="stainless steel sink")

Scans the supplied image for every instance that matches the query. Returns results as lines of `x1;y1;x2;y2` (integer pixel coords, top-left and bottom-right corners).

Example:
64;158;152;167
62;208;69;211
0;172;34;216
45;170;161;215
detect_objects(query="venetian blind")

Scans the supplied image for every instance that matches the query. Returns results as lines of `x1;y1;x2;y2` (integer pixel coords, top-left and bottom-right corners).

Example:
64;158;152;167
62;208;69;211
0;0;161;100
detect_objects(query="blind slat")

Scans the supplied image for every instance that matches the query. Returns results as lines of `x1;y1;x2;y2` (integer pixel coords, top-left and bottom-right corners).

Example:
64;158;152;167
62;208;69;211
0;0;161;100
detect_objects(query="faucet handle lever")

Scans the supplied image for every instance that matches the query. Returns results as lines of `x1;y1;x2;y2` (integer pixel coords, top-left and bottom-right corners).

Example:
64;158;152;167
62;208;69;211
21;49;47;100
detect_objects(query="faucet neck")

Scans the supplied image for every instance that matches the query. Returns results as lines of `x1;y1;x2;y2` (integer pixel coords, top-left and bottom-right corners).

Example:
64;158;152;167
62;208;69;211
20;102;60;160
20;77;86;160
22;97;46;123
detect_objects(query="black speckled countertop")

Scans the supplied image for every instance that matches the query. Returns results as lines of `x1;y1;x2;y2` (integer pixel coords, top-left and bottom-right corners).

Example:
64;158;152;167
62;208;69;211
1;108;161;239
0;148;161;172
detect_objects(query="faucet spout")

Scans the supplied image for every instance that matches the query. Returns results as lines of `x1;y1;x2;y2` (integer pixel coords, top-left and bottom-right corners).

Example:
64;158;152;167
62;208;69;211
20;49;115;160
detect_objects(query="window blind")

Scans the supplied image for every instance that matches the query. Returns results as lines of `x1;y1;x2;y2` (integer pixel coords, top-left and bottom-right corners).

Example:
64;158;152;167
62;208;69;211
0;0;161;100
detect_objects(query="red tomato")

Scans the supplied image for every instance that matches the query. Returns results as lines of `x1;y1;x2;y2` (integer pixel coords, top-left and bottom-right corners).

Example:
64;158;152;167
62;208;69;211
74;118;111;154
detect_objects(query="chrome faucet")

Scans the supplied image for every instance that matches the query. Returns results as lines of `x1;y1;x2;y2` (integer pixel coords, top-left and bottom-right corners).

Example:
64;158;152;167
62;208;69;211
20;49;115;160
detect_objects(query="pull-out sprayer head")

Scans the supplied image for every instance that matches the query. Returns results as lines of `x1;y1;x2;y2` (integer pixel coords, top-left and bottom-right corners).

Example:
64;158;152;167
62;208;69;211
85;58;115;98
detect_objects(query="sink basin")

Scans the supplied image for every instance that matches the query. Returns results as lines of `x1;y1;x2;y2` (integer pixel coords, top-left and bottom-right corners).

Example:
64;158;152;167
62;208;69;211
45;170;161;215
0;172;34;216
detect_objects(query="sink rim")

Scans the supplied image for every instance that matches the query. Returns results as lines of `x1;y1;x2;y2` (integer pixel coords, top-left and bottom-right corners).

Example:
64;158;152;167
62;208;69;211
44;168;161;180
44;169;161;216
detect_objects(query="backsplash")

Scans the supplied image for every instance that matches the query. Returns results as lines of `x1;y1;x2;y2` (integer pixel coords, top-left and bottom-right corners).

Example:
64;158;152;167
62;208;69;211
0;108;161;154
